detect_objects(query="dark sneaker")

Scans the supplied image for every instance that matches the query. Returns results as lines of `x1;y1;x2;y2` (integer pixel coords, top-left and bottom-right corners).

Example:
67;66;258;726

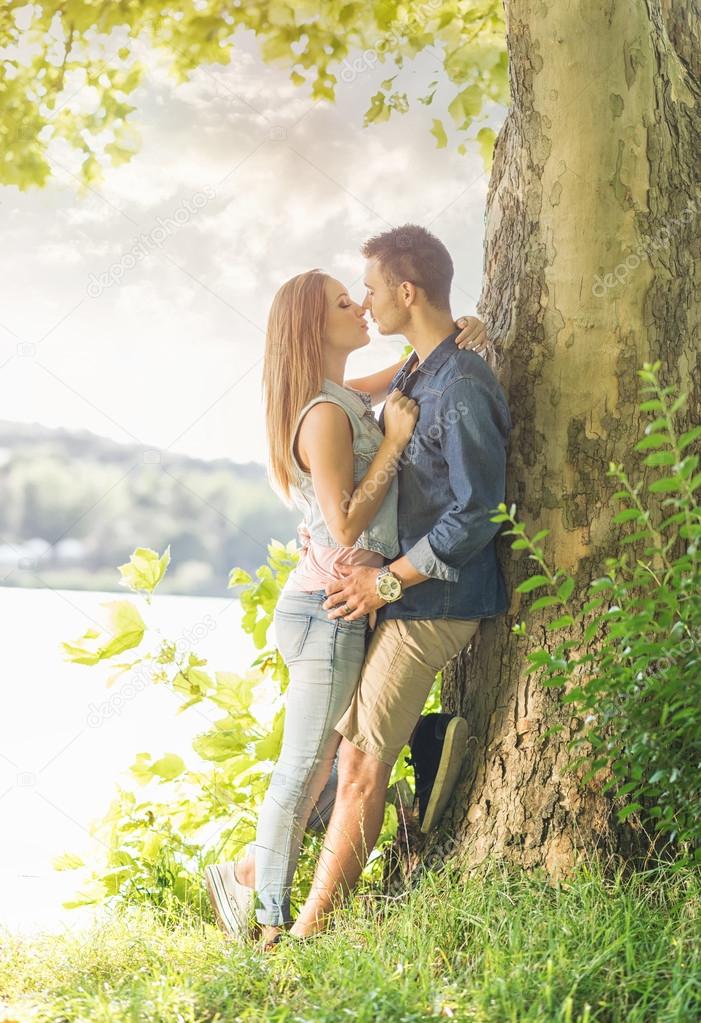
407;713;469;833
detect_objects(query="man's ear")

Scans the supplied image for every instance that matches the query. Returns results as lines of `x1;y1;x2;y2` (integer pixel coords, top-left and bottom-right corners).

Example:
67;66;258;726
400;281;417;307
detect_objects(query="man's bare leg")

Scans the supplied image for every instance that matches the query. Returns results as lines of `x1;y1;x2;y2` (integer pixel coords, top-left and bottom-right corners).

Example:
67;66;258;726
290;739;392;937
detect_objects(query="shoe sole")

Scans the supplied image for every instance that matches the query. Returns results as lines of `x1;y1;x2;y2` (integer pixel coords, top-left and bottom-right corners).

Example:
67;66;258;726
204;864;247;940
420;716;469;834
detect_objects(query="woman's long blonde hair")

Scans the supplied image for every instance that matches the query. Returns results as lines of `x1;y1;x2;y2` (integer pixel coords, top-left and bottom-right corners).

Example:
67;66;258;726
263;269;329;504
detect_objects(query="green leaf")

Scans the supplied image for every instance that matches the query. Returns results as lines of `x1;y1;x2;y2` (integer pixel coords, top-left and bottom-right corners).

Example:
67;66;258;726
151;753;186;781
129;751;155;784
430;118;448;148
105;140;137;167
62;601;145;664
679;426;701;450
644;450;677;467
228;567;253;588
583;619;603;642
612;508;642;523
620;529;652;545
516;574;551;594
118;546;170;594
547;614;575;631
617;802;642;820
365;91;390;125
255;708;285;761
635;433;670;450
590;578;614;592
540;674;568;687
648;476;681;493
530;595;562;611
53;852;85;871
644;417;669;434
557;577;575;602
476;126;496;167
213;671;259;713
192;726;248;763
447;85;482;128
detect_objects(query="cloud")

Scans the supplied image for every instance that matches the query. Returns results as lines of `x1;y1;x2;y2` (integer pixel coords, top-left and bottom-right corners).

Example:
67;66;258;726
2;31;498;464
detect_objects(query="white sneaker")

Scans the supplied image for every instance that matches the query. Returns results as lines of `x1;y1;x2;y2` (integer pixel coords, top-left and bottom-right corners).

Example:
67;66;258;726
204;862;254;940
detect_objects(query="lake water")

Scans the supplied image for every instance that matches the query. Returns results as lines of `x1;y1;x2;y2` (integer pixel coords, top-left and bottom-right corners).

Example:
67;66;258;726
0;585;257;935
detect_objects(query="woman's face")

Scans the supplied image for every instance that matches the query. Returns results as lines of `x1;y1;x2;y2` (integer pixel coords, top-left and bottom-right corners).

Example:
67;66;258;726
322;276;370;355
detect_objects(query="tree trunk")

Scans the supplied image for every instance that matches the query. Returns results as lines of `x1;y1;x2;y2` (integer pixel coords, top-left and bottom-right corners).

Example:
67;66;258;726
436;0;701;881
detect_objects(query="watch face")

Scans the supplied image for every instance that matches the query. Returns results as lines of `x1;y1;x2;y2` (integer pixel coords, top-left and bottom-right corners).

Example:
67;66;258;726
378;573;401;600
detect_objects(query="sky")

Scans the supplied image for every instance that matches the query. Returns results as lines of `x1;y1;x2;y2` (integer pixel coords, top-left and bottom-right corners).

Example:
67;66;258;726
1;28;497;466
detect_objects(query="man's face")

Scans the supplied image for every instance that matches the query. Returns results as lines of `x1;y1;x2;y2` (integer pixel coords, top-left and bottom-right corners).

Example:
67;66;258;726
362;258;411;336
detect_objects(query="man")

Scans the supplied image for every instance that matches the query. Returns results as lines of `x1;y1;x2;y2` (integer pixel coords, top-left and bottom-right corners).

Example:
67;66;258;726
287;223;511;938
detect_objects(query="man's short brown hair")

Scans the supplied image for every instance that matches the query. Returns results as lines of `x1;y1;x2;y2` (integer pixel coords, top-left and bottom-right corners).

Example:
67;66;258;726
361;224;453;309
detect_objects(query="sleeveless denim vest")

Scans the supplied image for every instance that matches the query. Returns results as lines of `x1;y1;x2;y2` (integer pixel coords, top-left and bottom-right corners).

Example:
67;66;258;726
288;378;399;559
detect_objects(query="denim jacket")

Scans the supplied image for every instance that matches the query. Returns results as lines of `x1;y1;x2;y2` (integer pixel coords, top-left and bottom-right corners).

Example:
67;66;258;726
289;377;399;560
377;330;512;622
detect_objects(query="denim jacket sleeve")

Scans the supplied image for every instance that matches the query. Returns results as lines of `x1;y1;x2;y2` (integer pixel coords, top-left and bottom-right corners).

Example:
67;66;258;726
404;375;510;582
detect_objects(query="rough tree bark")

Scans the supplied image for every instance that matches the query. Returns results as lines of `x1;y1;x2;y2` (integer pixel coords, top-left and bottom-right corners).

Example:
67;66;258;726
433;0;701;881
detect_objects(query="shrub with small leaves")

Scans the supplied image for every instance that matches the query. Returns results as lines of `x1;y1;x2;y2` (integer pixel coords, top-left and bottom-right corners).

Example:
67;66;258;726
493;362;700;864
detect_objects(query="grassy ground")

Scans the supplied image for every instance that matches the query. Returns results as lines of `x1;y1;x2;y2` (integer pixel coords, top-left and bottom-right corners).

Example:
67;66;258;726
1;854;699;1023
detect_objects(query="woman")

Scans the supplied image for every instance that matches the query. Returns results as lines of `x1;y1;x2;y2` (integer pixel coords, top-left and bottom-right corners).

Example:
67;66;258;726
205;269;484;949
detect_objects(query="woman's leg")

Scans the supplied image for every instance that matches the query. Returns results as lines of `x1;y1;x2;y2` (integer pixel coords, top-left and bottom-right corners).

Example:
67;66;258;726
222;756;338;892
253;592;367;932
232;756;338;889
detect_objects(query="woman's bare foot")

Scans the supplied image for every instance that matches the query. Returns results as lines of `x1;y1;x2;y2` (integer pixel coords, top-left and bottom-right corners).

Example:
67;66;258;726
235;854;255;888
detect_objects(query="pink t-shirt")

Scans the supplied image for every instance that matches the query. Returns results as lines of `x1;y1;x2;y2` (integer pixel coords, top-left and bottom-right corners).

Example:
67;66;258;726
287;538;383;591
286;537;384;630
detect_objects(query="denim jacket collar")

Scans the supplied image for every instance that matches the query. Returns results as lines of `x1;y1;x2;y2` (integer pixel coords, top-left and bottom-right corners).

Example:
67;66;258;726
402;328;461;382
321;376;374;413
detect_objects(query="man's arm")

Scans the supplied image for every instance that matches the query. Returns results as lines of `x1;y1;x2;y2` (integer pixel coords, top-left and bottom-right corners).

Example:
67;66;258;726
344;359;406;406
400;375;511;585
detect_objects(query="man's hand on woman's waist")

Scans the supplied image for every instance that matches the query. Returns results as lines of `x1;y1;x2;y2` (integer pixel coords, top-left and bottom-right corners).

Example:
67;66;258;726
322;558;429;622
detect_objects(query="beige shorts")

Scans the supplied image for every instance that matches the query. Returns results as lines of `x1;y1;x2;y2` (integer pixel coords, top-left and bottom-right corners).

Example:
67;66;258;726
335;616;480;767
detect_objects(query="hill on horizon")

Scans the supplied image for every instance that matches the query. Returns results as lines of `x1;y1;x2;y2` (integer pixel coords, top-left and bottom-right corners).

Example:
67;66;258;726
0;419;299;597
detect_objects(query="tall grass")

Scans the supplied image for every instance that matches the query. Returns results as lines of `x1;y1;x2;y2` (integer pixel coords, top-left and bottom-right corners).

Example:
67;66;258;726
2;852;699;1023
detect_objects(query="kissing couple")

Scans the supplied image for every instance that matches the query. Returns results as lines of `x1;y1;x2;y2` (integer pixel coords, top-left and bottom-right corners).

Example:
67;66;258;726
205;223;512;950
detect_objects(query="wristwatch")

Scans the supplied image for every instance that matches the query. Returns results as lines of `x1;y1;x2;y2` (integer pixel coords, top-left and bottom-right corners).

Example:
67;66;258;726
375;565;403;603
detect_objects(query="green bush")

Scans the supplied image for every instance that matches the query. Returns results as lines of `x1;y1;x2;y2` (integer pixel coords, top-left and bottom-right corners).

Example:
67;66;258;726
494;361;701;864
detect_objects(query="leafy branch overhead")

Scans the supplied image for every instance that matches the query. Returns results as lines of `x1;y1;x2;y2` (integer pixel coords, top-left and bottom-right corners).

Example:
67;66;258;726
1;0;507;189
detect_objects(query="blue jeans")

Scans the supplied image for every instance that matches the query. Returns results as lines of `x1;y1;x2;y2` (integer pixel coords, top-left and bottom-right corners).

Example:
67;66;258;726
253;587;368;925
